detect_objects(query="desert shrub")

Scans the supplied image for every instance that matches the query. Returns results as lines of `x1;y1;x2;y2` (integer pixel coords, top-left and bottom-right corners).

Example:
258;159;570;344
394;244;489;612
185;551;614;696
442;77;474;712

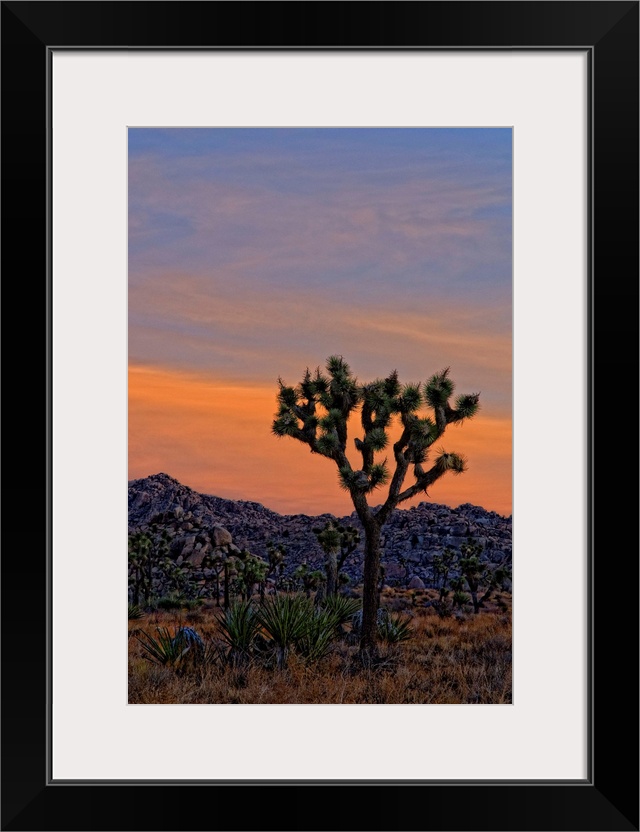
256;595;314;669
136;625;219;674
452;590;471;610
216;601;260;666
296;610;341;663
128;603;144;620
320;595;361;626
136;627;193;667
351;608;413;644
155;592;186;611
377;611;413;644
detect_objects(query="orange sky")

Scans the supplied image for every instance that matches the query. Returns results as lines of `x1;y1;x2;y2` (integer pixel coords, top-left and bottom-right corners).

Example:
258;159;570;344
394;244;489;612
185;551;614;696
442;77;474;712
129;364;512;517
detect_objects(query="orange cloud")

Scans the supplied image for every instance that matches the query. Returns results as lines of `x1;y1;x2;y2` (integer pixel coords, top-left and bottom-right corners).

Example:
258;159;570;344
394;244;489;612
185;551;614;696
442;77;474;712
129;364;511;517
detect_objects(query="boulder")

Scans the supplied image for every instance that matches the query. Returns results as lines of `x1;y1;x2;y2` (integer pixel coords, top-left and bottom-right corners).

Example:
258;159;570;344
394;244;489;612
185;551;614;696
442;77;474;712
211;526;232;547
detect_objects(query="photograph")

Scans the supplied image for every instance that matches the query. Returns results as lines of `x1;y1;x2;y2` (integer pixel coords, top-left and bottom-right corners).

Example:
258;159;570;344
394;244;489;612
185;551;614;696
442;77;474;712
127;127;513;704
2;0;637;828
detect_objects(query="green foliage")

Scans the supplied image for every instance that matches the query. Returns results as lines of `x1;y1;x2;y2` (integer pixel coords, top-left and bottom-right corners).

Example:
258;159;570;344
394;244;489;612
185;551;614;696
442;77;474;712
396;383;422;414
320;594;361;625
128;603;144;620
216;601;260;665
136;626;197;666
233;550;269;601
431;537;511;615
271;354;480;653
377;611;413;644
452;590;471;609
424;368;455;408
294;562;326;596
314;522;342;554
156;592;187;611
367;462;390;491
256;595;315;669
296;610;340;663
453;393;481;421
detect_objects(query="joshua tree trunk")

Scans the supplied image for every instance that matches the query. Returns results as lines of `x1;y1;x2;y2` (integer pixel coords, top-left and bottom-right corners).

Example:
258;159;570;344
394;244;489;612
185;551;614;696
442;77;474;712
144;560;152;607
223;562;230;609
272;357;479;662
469;587;480;614
359;523;382;658
325;551;338;597
133;568;141;607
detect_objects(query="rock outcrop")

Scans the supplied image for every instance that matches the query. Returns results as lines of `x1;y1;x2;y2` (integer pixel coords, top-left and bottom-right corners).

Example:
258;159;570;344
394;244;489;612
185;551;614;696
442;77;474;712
129;473;512;589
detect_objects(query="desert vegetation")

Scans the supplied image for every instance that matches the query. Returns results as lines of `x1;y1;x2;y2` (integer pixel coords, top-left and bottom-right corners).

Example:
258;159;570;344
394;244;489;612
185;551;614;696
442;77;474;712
128;356;511;703
272;356;480;658
128;586;511;704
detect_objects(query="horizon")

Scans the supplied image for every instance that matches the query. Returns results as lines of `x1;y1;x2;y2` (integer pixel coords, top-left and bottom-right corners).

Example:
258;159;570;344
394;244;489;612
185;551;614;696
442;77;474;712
129;128;512;517
129;470;512;520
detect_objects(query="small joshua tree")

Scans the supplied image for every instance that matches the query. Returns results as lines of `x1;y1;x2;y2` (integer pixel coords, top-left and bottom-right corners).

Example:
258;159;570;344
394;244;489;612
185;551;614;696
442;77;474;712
430;538;511;615
266;541;287;593
234;549;269;601
128;530;153;607
313;521;342;597
313;521;361;597
272;355;479;658
458;537;511;614
294;562;326;598
128;520;172;607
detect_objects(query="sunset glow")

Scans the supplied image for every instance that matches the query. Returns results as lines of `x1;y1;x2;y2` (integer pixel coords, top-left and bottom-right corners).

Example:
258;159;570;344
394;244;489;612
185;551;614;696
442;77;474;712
129;128;512;516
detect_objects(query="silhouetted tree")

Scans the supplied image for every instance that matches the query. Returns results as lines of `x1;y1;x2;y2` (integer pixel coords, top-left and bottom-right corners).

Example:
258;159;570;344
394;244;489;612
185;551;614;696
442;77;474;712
272;355;478;659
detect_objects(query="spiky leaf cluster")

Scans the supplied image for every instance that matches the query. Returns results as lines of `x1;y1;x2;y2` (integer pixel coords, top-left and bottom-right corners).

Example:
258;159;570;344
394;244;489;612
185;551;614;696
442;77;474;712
272;357;361;459
273;356;480;515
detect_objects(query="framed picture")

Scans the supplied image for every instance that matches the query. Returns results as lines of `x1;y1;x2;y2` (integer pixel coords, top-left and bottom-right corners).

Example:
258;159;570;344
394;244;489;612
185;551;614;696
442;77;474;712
3;2;638;830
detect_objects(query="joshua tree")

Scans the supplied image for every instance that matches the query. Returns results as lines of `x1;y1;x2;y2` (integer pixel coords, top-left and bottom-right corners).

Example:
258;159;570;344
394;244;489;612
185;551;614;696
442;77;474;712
266;541;287;592
128;521;172;606
234;549;269;601
458;537;511;614
128;531;153;607
313;521;361;597
272;355;479;658
294;562;326;598
313;521;342;597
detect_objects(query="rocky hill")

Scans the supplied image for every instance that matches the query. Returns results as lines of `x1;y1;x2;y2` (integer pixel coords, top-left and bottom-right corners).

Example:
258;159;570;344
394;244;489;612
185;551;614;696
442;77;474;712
128;473;511;589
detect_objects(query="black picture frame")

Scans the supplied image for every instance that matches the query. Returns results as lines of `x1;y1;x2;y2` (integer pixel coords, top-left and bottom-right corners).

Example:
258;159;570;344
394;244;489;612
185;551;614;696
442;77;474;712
2;2;638;830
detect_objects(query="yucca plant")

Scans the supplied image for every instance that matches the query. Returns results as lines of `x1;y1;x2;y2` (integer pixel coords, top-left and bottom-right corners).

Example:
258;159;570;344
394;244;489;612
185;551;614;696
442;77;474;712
452;590;471;610
216;600;260;666
320;595;361;628
136;625;210;670
296;610;340;663
128;603;144;620
136;627;190;667
377;611;413;644
256;595;314;669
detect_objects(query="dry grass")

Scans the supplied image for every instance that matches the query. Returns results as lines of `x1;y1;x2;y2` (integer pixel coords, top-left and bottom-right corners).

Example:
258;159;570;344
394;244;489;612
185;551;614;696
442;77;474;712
128;591;512;705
